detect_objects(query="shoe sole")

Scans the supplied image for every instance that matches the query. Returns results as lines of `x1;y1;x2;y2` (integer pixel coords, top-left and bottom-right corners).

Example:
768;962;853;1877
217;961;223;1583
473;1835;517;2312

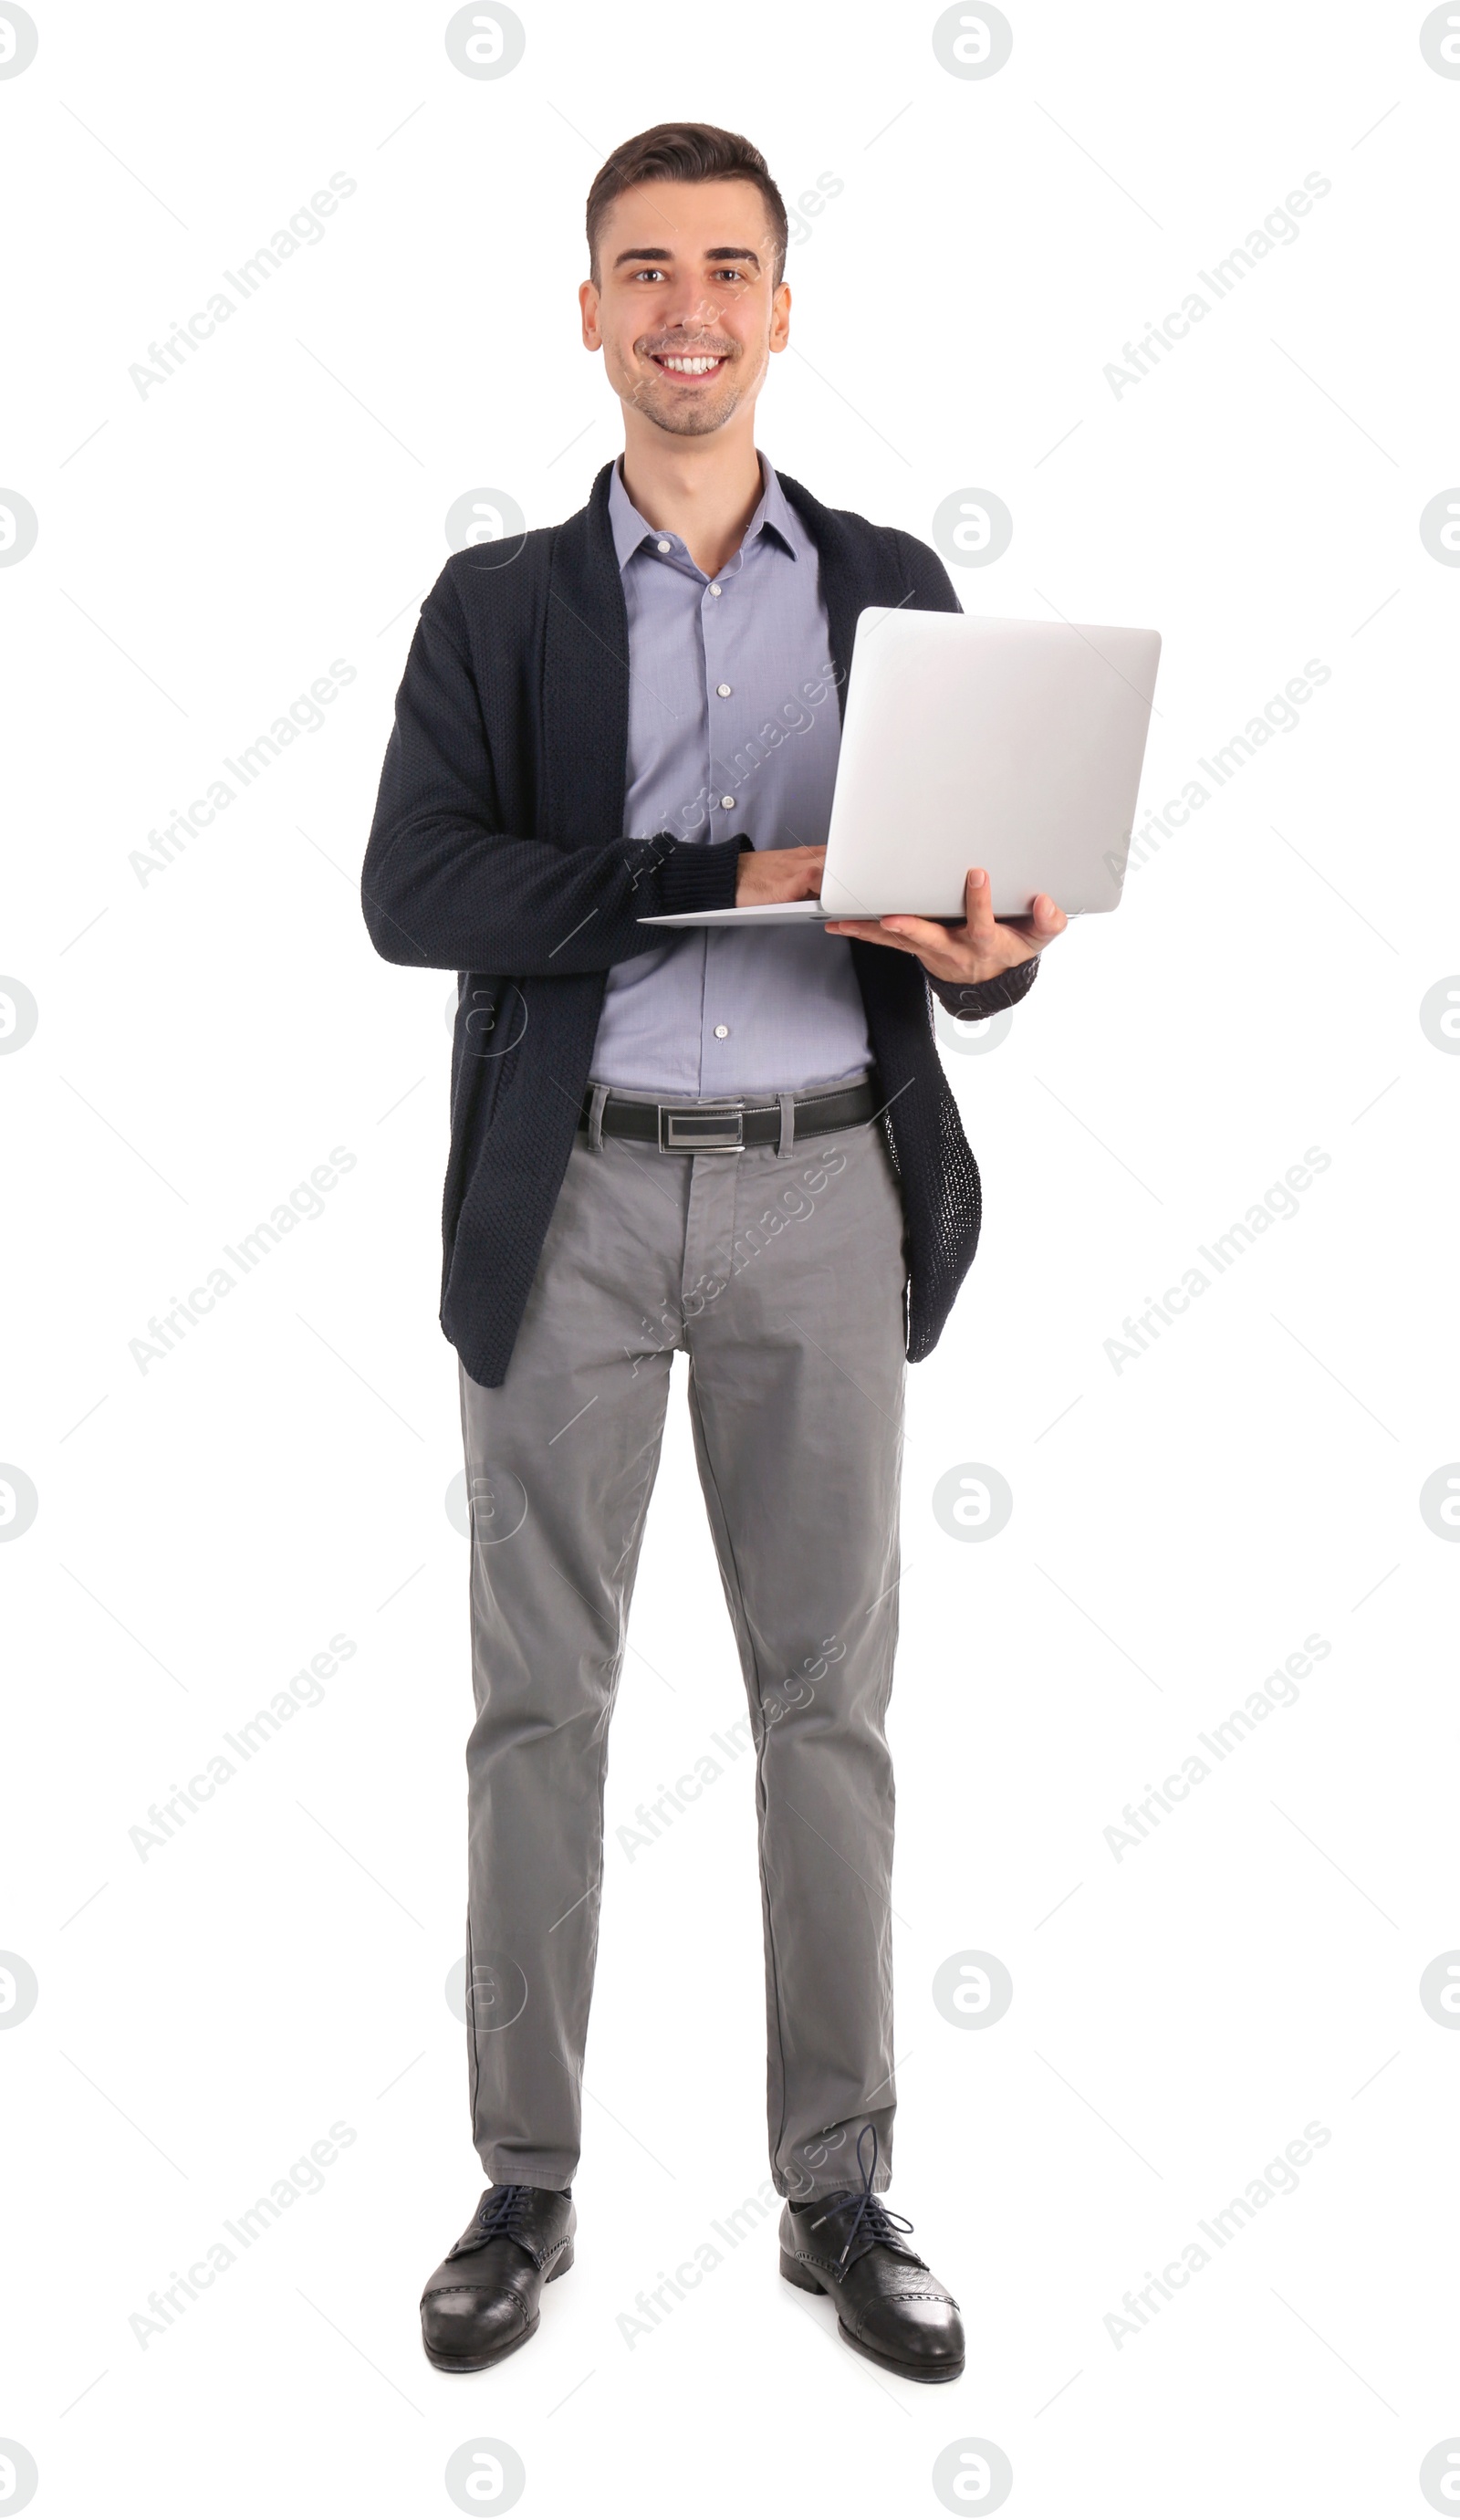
779;2247;965;2384
422;2241;574;2373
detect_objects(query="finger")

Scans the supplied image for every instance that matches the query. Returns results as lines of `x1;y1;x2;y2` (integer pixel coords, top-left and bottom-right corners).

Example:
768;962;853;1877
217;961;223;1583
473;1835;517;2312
822;918;925;954
870;915;964;954
963;866;996;941
1016;894;1068;942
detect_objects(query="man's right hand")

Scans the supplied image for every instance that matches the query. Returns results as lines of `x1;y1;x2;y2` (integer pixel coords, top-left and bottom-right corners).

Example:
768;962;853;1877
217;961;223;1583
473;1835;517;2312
735;844;827;906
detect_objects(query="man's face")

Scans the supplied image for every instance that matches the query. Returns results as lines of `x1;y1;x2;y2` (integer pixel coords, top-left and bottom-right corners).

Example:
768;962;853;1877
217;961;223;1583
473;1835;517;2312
579;177;790;439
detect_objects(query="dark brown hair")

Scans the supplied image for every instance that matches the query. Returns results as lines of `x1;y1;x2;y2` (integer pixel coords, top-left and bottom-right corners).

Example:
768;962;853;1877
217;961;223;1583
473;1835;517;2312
586;122;789;289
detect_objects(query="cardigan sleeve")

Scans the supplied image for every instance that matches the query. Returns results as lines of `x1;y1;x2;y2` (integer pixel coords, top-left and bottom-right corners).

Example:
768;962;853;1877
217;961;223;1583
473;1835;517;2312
360;579;743;974
928;956;1039;1020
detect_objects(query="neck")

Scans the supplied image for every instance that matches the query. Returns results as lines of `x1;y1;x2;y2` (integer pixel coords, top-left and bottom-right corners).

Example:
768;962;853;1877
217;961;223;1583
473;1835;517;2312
618;412;765;578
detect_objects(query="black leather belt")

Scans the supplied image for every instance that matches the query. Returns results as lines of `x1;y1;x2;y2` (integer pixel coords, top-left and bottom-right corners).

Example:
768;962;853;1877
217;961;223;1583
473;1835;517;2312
579;1078;877;1153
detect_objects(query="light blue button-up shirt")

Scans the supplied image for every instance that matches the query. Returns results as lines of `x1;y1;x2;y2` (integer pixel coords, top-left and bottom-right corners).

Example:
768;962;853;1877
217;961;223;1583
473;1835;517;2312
589;455;874;1096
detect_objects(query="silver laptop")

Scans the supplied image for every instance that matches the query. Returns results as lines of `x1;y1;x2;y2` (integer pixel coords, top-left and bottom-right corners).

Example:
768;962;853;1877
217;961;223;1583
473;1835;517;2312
638;606;1162;928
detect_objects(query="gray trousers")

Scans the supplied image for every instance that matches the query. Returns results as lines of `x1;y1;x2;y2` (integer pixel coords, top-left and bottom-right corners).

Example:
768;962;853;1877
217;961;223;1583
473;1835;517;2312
456;1084;908;2200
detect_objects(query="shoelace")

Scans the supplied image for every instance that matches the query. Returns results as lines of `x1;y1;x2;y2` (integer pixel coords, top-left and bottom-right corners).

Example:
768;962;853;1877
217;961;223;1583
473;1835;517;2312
807;2123;918;2269
472;2183;537;2245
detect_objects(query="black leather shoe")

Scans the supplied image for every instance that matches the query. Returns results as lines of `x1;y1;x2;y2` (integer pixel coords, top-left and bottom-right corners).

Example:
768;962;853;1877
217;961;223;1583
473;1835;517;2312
779;2127;964;2382
420;2182;576;2372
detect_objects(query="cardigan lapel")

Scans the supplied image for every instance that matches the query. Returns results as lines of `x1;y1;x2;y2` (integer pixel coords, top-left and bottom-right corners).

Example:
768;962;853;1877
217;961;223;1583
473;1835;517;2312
776;469;883;731
541;462;915;958
776;468;933;1064
541;461;631;845
542;464;880;831
542;462;892;841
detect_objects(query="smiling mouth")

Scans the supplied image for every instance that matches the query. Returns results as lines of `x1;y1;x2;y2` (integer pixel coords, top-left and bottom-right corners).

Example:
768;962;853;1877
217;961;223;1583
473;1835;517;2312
648;350;728;379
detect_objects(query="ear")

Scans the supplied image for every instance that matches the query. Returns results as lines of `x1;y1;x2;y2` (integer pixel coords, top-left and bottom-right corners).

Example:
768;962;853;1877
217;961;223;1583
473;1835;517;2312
579;277;602;352
769;280;791;353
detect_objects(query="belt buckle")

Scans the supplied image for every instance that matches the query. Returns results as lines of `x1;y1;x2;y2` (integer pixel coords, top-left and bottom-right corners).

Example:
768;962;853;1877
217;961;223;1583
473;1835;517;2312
658;1099;745;1153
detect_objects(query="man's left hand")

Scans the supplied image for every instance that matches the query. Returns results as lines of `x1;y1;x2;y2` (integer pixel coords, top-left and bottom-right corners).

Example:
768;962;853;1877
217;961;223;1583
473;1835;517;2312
824;866;1067;986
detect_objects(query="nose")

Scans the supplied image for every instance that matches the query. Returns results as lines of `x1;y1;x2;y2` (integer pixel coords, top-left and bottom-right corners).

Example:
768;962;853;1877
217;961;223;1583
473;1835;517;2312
656;286;725;339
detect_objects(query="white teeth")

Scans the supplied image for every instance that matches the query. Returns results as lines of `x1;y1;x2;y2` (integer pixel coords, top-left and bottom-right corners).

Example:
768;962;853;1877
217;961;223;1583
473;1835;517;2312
658;354;722;373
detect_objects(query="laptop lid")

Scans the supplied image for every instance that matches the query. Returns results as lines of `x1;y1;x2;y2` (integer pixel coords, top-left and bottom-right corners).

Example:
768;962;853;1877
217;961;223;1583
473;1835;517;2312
819;607;1163;920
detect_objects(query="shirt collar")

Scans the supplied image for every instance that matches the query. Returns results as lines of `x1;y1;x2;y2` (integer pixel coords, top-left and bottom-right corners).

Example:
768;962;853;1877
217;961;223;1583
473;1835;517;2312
608;452;800;576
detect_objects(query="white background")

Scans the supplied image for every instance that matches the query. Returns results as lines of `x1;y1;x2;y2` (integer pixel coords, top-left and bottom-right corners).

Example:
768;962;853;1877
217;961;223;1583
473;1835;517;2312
4;2;1459;2514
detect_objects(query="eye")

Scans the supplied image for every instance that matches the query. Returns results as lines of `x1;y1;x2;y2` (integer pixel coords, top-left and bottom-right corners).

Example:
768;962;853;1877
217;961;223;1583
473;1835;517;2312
631;265;667;282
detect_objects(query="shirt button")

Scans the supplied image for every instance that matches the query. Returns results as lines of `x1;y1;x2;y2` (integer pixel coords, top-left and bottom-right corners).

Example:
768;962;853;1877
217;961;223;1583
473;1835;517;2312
719;794;735;809
716;683;732;697
655;539;672;553
714;1024;729;1040
709;583;723;597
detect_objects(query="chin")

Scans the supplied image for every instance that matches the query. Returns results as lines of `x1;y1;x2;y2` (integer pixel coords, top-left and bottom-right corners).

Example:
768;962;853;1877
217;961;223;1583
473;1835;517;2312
636;384;745;438
654;404;739;437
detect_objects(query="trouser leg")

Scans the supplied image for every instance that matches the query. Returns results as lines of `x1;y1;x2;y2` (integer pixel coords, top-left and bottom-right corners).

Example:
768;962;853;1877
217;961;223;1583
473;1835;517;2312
678;1117;909;2200
456;1134;683;2189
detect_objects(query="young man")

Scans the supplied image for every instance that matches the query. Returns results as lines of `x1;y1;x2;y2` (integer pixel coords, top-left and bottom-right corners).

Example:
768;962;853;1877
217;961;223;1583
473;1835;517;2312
361;121;1066;2384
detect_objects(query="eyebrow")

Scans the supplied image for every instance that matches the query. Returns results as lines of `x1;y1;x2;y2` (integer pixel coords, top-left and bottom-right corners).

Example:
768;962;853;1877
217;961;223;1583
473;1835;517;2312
612;245;762;272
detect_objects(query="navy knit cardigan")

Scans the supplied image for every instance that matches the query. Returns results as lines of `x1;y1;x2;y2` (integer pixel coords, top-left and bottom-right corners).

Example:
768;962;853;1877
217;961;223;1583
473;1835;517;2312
361;462;1038;1388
